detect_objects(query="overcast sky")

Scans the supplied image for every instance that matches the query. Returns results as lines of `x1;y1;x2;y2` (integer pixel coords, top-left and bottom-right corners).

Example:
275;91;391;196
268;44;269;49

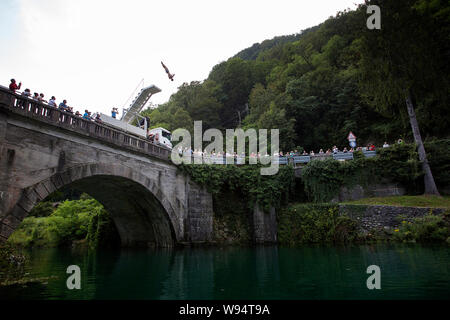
0;0;363;115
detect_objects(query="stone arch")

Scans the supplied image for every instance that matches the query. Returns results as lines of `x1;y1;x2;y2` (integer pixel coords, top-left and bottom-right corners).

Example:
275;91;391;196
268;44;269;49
1;163;182;247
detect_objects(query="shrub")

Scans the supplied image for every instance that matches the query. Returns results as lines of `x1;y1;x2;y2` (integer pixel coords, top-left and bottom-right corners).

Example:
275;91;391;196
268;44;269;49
8;198;119;248
28;201;54;217
393;210;450;243
0;243;26;283
179;164;295;211
424;139;450;189
278;203;358;245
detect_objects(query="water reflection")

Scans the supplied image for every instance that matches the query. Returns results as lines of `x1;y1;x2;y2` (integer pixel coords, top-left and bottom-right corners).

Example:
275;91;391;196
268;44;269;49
0;244;449;300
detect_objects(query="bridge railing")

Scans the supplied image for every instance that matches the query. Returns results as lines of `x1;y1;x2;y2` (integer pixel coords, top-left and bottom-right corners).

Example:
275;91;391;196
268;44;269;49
181;150;378;166
363;150;377;158
0;86;171;161
293;155;311;165
333;152;354;161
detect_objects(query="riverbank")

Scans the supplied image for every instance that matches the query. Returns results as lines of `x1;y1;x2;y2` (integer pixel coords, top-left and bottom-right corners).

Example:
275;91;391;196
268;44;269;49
343;195;450;207
277;198;450;246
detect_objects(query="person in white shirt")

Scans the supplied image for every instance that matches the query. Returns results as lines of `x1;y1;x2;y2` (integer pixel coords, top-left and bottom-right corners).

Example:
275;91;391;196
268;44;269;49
383;141;390;148
48;96;57;107
21;88;31;97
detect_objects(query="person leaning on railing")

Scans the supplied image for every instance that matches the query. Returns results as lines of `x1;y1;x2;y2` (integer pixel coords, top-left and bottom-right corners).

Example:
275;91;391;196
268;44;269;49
21;88;31;97
48;96;57;107
59;100;69;111
39;93;47;103
16;88;31;108
95;113;102;123
83;110;91;120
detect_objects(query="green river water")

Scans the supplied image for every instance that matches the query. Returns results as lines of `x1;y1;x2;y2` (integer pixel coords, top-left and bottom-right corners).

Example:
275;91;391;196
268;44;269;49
1;244;449;300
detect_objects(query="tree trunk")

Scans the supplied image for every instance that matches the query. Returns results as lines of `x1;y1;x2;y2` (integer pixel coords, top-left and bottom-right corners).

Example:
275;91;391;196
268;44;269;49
405;91;440;195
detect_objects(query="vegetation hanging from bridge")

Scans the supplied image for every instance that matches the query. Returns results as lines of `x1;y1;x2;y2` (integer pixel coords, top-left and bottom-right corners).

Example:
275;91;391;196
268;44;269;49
178;164;295;211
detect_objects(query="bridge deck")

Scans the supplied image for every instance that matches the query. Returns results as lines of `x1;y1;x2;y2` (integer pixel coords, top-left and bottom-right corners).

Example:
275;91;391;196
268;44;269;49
0;86;171;161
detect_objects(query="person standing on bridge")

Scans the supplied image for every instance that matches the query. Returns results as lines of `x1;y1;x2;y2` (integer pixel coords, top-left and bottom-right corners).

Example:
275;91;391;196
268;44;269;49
9;79;22;92
111;107;119;119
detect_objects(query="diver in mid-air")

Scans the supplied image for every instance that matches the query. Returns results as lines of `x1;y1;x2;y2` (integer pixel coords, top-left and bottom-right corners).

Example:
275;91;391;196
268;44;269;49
161;61;175;81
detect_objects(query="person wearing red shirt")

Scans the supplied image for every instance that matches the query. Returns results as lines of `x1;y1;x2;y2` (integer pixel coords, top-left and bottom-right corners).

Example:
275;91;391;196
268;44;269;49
9;79;22;92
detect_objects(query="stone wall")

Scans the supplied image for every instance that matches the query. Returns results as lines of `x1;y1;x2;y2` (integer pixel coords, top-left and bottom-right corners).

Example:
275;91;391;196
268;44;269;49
339;204;446;233
213;213;251;244
253;204;277;244
334;183;406;202
186;182;213;242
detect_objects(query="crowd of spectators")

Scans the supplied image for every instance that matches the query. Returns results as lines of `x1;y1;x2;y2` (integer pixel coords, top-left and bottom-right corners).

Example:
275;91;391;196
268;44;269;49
7;78;404;154
8;78;105;124
274;144;377;158
176;142;390;162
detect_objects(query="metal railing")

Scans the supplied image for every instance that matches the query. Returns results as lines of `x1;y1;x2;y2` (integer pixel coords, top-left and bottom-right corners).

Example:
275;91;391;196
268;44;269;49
179;150;377;166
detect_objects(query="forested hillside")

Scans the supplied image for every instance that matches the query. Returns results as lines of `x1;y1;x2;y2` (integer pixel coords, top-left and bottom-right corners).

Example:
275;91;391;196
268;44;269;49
142;0;449;152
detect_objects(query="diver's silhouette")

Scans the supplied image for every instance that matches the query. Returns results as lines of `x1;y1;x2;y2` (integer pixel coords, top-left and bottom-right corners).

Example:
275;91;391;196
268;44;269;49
161;61;175;81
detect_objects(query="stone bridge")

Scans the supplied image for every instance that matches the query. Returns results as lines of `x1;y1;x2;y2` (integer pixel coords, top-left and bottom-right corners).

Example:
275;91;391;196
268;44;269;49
0;86;214;247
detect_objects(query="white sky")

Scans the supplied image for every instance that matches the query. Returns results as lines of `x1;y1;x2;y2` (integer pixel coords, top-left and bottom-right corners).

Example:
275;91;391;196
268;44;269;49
0;0;363;115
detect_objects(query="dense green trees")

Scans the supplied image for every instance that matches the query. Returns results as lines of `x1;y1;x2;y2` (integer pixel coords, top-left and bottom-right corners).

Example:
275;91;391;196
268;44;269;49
143;0;449;160
357;0;449;194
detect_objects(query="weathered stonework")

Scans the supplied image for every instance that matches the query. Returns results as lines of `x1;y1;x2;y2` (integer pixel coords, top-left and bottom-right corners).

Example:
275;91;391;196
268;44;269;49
212;214;251;244
0;88;214;247
339;204;446;233
336;183;406;202
253;203;277;244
